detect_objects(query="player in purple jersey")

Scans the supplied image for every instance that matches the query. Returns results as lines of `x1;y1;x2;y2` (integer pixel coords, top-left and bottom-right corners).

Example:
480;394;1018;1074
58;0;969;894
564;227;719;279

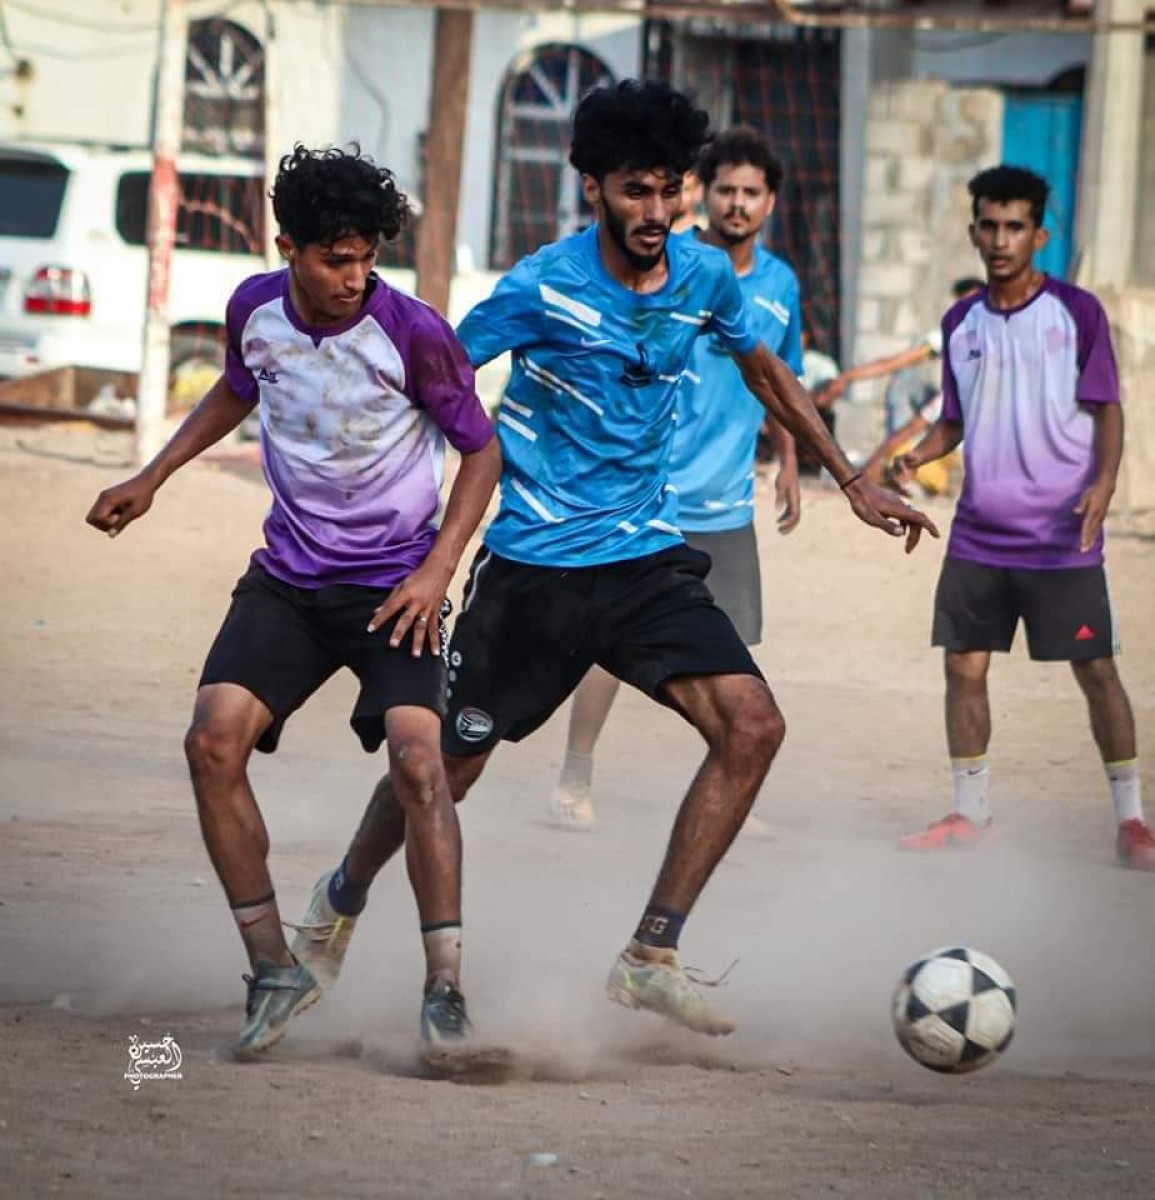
893;165;1153;869
86;145;501;1058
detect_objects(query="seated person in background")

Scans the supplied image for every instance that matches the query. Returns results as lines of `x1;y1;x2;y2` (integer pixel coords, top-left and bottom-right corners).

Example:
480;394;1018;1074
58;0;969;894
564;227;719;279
829;278;985;434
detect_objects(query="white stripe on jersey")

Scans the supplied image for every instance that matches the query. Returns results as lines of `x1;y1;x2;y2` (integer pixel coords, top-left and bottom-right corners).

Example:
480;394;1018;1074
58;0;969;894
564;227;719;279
523;355;605;417
539;283;602;327
670;312;708;326
646;518;681;535
502;396;533;418
498;412;537;442
618;520;639;534
510;478;563;523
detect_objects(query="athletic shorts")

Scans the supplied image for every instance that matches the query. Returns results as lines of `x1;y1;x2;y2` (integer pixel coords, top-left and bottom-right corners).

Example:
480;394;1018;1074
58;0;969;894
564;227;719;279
200;564;448;754
685;523;762;647
442;543;764;757
931;556;1118;662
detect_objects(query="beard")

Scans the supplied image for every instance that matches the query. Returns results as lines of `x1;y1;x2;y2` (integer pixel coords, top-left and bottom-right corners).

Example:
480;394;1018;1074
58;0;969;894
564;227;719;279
602;198;668;272
714;210;756;247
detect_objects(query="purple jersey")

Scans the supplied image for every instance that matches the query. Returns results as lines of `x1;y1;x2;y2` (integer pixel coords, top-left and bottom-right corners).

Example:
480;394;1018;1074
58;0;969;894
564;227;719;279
224;270;493;589
940;278;1119;569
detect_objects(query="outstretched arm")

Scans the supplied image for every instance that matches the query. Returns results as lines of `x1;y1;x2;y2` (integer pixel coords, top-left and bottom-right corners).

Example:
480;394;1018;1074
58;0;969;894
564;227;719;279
370;436;502;656
85;375;255;537
830;343;933;396
891;418;965;493
735;343;938;552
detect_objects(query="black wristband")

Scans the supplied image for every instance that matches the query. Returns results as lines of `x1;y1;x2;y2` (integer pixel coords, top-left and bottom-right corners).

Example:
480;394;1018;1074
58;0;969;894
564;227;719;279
839;472;863;491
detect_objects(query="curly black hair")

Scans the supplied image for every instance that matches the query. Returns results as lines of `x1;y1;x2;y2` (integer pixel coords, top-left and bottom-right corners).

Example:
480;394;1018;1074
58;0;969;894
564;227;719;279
968;165;1050;228
697;126;783;194
271;143;410;247
569;79;711;182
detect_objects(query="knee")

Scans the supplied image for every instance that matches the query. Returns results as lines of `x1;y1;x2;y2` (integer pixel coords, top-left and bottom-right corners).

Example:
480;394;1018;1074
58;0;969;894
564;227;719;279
391;738;444;809
719;695;786;771
184;718;249;782
1072;656;1119;695
944;653;987;690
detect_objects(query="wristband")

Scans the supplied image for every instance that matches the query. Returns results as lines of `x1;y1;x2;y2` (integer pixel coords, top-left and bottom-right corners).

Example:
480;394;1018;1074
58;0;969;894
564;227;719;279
839;472;863;491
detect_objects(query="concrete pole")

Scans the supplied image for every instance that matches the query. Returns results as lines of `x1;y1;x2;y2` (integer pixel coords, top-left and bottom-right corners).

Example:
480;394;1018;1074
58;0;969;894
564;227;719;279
414;8;474;316
1073;0;1146;288
135;0;188;467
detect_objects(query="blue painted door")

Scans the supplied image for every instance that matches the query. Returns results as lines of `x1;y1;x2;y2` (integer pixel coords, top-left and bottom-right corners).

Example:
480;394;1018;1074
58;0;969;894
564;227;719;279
1002;91;1083;278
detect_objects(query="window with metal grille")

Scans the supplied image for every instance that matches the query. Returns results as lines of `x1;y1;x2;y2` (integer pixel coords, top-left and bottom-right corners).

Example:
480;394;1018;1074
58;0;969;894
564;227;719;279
490;43;614;269
183;18;265;160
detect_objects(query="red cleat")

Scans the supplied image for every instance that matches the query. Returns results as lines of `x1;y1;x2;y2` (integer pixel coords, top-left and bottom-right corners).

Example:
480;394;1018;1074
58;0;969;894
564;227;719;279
1116;819;1155;870
899;812;993;852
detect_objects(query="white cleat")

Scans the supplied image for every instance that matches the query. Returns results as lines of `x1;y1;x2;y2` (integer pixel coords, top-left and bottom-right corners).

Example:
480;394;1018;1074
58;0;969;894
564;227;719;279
606;942;736;1036
286;871;359;992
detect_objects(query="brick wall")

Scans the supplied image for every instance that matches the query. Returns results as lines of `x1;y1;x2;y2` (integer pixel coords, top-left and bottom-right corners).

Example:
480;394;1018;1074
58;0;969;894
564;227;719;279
842;79;1003;455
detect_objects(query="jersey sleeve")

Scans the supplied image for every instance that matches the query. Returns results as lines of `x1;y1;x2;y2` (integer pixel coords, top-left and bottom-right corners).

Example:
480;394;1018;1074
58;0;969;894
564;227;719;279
224;287;259;404
455;258;541;368
938;299;973;423
705;262;758;356
409;308;495;454
1070;291;1120;407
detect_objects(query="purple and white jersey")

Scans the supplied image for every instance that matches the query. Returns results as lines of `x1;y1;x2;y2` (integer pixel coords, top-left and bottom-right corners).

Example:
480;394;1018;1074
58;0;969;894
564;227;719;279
941;278;1119;569
224;270;493;589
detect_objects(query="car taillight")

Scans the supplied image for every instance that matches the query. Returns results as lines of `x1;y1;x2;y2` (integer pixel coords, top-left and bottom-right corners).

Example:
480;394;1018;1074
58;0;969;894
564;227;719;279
24;266;91;316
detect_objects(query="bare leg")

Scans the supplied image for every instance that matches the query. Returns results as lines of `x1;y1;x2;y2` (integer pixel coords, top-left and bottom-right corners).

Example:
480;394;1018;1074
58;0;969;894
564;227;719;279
183;683;289;968
550;667;621;830
944;651;992;758
645;673;784;916
1071;656;1137;763
605;673;783;1036
345;750;491;886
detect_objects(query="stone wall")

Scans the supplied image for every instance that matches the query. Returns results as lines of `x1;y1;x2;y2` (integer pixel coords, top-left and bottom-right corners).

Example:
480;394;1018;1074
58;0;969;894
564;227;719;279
842;79;1003;456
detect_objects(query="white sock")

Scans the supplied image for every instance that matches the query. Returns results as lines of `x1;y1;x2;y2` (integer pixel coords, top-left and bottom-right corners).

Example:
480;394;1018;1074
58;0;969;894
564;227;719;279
1106;759;1143;824
951;756;990;825
421;923;462;990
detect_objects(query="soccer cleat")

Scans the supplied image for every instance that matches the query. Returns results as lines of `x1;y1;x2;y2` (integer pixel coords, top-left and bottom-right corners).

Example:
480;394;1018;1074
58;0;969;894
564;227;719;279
1116;819;1155;870
548;780;597;832
286;870;359;991
235;959;321;1060
606;943;736;1037
899;812;992;852
420;980;473;1048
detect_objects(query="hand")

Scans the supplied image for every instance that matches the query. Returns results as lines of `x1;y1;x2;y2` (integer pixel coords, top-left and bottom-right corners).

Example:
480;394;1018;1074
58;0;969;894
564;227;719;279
368;557;454;657
1074;477;1115;553
85;471;159;537
842;476;939;554
774;459;801;534
824;376;847;401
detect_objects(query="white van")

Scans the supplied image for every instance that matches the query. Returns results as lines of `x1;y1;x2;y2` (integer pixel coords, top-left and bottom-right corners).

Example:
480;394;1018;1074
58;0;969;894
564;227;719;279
0;141;266;382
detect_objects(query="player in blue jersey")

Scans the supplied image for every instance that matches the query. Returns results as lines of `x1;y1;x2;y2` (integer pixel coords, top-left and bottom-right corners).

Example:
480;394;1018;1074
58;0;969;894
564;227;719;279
548;127;805;834
296;81;936;1037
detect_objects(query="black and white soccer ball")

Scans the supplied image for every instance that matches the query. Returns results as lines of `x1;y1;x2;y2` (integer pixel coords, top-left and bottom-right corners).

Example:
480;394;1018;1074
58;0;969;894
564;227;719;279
892;946;1017;1074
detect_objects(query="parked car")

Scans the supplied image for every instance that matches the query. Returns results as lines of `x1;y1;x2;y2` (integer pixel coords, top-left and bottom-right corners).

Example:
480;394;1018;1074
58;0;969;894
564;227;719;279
0;140;267;385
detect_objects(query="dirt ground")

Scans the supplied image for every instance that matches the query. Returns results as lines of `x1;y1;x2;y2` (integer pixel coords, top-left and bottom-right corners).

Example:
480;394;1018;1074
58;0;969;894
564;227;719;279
1;423;1153;1199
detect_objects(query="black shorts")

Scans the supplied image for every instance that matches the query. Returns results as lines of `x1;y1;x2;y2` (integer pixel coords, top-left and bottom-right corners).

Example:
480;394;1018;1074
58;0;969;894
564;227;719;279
442;544;764;757
931;557;1118;662
685;524;762;647
200;564;447;754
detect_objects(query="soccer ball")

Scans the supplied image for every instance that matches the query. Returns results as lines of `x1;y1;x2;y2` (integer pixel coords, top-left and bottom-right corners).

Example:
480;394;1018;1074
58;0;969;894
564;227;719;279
892;946;1017;1074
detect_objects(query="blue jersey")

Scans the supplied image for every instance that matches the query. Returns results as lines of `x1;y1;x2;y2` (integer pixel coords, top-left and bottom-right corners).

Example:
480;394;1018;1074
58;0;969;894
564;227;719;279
456;224;757;566
670;242;802;532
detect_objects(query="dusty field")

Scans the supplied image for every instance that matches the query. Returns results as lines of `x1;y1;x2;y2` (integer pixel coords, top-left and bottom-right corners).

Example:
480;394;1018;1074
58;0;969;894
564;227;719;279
1;423;1153;1199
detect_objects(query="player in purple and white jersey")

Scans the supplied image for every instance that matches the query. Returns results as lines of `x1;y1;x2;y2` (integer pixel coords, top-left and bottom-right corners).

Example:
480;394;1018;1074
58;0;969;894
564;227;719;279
894;165;1153;869
86;145;501;1057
